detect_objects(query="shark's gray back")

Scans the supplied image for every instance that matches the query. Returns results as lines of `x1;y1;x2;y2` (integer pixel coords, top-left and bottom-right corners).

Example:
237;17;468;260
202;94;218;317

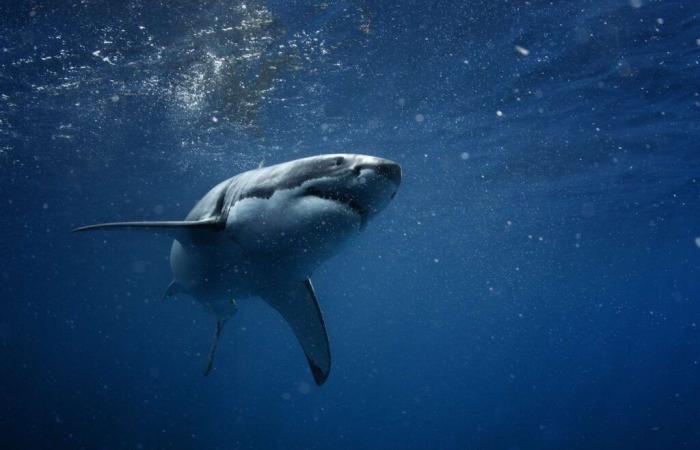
184;157;347;223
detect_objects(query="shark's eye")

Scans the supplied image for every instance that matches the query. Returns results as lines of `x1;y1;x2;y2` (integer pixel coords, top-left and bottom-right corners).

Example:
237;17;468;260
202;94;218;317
334;157;344;167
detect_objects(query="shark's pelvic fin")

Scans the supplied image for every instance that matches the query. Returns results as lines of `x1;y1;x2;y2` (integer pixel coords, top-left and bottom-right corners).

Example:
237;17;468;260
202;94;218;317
261;278;331;386
72;217;223;233
163;280;185;300
204;318;224;376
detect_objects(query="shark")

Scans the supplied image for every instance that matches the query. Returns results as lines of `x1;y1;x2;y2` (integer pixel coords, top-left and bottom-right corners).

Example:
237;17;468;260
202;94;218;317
74;153;401;385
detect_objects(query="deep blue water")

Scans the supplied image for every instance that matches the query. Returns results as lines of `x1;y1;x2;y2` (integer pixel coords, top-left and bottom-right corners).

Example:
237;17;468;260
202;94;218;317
2;1;700;449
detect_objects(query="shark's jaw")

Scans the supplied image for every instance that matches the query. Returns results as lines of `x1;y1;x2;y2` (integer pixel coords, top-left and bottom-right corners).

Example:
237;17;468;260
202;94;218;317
303;185;367;223
291;155;401;225
220;155;400;274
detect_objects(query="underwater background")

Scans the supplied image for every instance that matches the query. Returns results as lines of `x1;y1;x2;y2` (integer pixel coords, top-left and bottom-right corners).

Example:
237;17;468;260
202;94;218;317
2;0;700;449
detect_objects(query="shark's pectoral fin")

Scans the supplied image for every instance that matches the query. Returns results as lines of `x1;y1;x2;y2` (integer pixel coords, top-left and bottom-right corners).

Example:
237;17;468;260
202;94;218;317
261;278;331;386
72;217;223;233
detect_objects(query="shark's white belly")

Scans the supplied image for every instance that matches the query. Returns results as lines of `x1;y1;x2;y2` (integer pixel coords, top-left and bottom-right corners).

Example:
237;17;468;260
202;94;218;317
169;193;362;313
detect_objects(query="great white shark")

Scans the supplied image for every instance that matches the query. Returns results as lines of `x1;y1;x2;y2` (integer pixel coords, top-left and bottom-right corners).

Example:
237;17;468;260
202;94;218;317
74;154;401;385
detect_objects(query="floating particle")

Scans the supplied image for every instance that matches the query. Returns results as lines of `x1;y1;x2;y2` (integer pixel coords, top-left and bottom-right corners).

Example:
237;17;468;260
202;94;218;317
132;261;147;274
696;38;700;46
515;45;530;56
695;237;700;248
496;110;503;117
656;18;664;25
211;116;218;123
0;323;11;339
630;0;642;8
110;95;120;102
42;203;48;210
415;114;424;122
581;202;595;217
460;152;470;160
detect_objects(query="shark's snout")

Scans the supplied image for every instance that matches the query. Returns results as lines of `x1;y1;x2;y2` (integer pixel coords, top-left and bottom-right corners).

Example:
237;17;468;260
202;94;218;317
375;161;402;186
353;158;402;186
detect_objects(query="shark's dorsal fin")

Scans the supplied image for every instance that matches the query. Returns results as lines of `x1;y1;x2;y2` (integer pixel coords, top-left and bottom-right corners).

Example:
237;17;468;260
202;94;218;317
72;217;223;233
260;278;331;385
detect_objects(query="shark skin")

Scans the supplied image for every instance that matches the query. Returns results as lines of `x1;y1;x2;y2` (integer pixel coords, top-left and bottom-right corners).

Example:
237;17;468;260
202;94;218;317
74;153;401;385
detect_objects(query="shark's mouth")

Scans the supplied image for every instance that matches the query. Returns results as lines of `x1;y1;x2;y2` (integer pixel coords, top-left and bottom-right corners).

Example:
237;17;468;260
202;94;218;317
304;186;366;220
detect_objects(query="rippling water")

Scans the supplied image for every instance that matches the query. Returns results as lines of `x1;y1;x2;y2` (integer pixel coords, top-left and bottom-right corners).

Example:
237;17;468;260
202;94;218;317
2;1;700;449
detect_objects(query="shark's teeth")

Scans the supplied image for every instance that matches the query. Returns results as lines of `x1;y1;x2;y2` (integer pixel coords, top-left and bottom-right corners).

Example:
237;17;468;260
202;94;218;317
303;186;366;219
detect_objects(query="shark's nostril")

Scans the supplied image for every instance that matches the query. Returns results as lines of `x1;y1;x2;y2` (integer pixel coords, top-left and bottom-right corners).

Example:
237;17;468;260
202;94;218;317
376;163;402;185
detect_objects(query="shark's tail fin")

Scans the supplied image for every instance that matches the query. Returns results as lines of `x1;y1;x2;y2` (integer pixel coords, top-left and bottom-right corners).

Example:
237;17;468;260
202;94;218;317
202;299;237;376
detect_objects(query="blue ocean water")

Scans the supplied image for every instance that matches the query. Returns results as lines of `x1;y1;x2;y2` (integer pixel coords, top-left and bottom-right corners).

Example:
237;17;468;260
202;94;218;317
2;0;700;448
